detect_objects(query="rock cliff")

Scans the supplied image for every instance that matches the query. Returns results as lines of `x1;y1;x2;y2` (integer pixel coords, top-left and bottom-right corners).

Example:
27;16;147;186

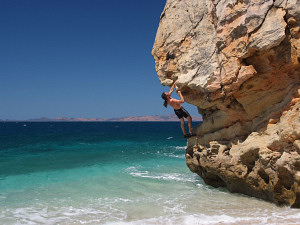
152;0;300;207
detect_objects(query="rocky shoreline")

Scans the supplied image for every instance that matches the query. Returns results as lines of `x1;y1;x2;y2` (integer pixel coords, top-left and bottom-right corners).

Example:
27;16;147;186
152;0;300;207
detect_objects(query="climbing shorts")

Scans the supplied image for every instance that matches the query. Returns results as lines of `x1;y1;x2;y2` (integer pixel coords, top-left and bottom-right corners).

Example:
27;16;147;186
174;107;190;119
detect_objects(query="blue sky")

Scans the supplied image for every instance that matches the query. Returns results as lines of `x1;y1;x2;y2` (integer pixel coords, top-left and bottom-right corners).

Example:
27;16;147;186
0;0;199;120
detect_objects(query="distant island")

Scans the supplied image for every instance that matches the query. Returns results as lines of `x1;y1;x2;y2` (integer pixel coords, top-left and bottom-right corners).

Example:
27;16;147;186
1;114;202;122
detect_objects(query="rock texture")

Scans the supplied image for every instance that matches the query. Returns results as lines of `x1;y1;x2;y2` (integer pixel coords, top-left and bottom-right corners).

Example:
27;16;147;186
152;0;300;207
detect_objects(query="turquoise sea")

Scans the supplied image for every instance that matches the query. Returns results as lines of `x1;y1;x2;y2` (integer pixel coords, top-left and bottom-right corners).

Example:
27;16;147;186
0;122;300;224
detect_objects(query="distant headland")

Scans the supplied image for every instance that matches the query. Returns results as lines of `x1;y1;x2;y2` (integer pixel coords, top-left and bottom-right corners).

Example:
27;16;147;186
1;114;202;122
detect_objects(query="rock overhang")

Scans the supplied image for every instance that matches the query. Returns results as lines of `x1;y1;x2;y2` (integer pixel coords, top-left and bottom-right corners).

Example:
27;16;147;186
152;0;300;207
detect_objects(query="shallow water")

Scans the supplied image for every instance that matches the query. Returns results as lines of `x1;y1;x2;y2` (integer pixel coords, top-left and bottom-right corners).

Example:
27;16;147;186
0;122;299;224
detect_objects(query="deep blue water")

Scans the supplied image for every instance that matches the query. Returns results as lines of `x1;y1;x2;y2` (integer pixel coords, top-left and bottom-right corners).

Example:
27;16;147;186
0;122;299;225
0;122;186;177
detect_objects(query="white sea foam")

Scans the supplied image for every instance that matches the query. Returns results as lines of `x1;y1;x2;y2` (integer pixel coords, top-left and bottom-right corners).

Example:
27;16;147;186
167;137;173;139
3;206;300;225
126;167;197;183
1;202;128;225
175;146;186;150
163;201;186;215
105;212;300;225
2;193;300;225
163;152;185;159
159;146;186;158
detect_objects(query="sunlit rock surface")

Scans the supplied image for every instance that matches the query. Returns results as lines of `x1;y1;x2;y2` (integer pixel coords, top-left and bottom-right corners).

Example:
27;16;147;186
152;0;300;207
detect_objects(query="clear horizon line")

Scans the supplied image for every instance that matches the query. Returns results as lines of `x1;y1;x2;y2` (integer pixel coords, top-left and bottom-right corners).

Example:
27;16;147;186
0;114;203;122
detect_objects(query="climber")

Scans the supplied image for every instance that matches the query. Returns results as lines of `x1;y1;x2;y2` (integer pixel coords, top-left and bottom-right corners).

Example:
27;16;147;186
161;80;193;138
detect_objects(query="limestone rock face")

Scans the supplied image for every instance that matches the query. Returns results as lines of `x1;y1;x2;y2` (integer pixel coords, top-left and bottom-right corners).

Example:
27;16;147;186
152;0;300;207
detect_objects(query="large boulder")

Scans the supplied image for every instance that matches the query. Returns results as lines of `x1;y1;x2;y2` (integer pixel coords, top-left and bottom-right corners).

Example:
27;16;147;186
152;0;300;207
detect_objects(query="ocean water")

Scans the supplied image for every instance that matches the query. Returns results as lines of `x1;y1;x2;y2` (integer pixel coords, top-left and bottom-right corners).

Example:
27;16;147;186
0;122;300;225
